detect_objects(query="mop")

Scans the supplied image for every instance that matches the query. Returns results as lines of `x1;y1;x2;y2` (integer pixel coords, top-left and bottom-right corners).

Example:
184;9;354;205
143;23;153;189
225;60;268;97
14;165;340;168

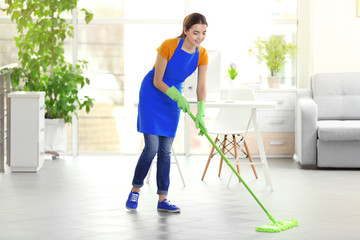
187;111;298;232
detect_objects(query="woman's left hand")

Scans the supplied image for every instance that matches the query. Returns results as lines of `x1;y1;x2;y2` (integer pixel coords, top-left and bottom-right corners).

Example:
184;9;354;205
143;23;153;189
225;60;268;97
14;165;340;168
195;101;207;136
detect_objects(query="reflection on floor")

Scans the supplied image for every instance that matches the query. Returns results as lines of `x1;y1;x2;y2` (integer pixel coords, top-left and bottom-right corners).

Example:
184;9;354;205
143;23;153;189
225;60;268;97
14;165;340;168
1;155;359;240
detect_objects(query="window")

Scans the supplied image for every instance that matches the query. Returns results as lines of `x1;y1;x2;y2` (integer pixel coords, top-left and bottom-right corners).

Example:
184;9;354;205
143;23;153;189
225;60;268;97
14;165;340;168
0;0;297;155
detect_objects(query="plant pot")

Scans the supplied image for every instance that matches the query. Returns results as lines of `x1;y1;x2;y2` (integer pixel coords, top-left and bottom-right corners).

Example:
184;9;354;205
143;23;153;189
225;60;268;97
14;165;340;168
267;76;281;88
229;79;239;88
45;118;67;154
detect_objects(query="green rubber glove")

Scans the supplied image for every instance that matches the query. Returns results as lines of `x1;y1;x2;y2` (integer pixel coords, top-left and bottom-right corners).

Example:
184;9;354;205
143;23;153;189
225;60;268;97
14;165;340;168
166;86;190;113
195;101;207;136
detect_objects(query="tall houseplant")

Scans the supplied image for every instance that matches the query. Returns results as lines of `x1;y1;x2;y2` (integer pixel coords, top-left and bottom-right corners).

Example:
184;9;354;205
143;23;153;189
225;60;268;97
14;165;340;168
249;35;299;88
2;0;94;123
2;0;94;153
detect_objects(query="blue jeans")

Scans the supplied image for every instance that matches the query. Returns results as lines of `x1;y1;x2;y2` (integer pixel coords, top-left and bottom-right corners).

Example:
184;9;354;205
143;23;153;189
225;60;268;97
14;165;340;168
132;134;174;195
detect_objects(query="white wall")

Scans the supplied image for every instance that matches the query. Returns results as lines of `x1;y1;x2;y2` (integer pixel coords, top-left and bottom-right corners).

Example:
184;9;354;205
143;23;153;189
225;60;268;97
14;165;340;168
298;0;360;88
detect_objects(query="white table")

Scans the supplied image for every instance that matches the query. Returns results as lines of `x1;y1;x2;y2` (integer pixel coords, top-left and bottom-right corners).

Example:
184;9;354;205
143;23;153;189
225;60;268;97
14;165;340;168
187;100;277;190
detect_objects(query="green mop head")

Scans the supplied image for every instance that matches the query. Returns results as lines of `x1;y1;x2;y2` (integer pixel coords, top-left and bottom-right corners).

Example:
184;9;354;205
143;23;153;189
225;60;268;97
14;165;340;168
256;219;298;232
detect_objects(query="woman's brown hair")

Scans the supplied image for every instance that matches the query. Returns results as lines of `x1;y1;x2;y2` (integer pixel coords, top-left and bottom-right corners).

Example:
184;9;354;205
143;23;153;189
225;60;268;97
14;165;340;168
178;13;208;38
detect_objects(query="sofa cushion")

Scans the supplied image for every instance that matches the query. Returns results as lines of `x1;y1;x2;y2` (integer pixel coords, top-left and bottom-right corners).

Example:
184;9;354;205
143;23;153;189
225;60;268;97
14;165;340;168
317;120;360;141
317;140;360;168
312;72;360;120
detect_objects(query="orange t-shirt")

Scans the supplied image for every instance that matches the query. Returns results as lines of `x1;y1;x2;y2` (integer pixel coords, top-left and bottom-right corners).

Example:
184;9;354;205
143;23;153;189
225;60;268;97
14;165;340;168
155;38;208;67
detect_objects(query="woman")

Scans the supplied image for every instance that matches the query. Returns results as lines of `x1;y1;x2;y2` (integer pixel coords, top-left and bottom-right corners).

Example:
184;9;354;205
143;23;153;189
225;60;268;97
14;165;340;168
126;13;208;213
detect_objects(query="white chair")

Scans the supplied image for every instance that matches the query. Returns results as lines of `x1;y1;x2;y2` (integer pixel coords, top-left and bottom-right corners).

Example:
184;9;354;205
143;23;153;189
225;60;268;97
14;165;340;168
201;87;258;182
146;146;186;187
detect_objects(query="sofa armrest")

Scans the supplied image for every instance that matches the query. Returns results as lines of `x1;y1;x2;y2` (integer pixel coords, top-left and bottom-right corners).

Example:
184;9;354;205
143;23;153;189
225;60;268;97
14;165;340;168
295;89;318;167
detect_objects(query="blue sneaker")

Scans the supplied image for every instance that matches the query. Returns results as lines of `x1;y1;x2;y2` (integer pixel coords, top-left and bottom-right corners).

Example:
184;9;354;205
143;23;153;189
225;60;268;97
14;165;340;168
157;199;181;213
126;191;139;211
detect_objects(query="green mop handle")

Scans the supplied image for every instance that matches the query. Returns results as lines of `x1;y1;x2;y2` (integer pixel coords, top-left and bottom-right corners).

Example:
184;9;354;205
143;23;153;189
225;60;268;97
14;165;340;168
188;111;277;224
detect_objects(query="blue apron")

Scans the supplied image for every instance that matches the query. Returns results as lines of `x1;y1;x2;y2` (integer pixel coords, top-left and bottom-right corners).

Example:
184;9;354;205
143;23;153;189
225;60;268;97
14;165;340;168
137;38;199;138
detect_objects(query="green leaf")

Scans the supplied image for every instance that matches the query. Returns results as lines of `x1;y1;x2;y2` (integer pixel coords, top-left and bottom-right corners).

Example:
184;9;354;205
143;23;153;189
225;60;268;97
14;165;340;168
11;10;20;21
81;8;94;24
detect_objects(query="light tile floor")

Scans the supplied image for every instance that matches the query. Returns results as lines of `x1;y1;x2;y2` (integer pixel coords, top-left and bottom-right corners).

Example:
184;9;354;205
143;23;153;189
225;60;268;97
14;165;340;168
1;155;360;240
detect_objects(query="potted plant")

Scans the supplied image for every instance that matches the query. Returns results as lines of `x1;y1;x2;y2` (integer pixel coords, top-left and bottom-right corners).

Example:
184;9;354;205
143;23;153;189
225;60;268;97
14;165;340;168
249;35;299;88
227;63;239;80
2;0;94;154
226;63;239;88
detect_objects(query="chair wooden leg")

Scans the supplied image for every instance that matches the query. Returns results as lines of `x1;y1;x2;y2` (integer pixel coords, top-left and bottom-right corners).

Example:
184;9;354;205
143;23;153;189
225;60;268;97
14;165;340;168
201;137;218;180
233;135;240;178
244;139;258;179
218;135;227;177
